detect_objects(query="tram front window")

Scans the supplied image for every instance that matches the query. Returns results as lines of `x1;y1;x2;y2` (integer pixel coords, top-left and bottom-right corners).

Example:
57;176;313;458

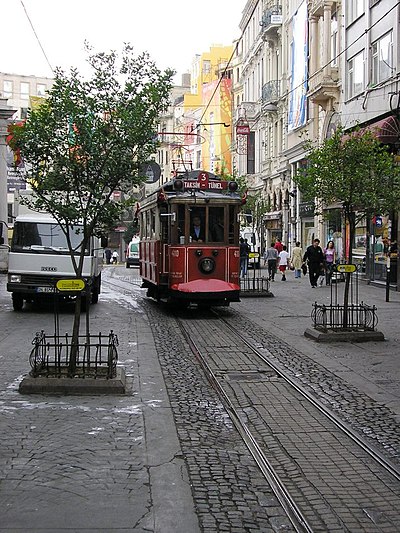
210;207;225;242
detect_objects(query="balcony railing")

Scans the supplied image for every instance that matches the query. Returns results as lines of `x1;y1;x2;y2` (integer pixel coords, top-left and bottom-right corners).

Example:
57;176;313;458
262;80;280;104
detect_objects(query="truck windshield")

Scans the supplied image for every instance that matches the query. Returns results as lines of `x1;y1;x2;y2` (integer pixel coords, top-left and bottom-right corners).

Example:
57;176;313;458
11;222;89;255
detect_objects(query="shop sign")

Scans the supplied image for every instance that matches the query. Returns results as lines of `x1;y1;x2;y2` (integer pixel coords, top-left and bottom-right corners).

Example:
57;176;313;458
336;264;356;273
299;202;315;218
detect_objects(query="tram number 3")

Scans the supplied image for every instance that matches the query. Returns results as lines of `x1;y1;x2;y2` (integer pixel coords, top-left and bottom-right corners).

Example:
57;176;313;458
198;171;209;189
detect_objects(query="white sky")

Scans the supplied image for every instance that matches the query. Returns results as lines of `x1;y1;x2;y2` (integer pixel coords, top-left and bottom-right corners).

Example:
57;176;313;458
1;0;245;83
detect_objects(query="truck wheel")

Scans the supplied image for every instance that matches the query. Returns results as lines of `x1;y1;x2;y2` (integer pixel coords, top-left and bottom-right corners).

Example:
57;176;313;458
91;286;99;304
12;293;24;311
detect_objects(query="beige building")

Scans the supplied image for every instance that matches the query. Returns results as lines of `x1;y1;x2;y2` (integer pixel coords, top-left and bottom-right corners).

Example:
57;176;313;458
0;72;54;120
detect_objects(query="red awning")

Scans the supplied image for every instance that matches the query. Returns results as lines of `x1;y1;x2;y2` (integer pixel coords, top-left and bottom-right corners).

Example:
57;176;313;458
365;115;400;145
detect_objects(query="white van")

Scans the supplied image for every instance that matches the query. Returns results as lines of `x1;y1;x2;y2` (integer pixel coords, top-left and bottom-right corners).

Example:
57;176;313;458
126;237;140;268
240;227;261;269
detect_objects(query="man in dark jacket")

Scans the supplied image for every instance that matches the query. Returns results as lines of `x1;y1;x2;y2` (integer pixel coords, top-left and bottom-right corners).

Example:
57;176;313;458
303;238;325;288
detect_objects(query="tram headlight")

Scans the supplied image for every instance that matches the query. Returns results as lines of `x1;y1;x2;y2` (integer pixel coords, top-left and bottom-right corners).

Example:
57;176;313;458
174;179;184;191
199;257;215;274
228;181;238;192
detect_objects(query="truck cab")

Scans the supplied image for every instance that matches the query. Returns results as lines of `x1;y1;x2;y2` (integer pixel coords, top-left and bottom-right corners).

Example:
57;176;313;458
7;214;103;311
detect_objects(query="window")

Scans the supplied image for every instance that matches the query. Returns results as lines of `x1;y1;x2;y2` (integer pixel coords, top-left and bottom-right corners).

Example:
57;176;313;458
372;32;393;85
3;80;12;98
331;13;338;67
20;82;30;99
347;51;364;98
347;0;364;24
202;60;211;74
247;132;255;174
36;83;46;96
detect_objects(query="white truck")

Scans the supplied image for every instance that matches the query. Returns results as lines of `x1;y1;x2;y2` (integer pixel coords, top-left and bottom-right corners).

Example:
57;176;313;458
240;226;261;269
7;212;103;311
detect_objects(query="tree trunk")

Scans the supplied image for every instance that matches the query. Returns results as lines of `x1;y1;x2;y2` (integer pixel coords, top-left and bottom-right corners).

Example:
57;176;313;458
68;293;83;376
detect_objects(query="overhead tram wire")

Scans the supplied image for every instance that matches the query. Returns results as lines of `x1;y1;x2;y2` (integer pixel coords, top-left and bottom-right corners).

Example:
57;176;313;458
193;1;260;133
20;0;54;75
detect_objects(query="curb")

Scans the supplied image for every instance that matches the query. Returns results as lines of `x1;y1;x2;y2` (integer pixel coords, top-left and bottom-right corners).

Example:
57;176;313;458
304;328;385;343
18;366;126;395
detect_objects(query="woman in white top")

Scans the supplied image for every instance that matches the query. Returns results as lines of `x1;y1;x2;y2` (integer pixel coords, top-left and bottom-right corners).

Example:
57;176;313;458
278;245;290;281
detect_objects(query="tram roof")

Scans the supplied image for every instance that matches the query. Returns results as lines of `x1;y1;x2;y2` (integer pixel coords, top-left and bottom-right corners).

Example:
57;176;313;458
141;170;242;207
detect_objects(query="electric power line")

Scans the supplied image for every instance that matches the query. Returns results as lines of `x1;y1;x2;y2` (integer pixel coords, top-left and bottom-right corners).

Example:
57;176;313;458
20;0;54;74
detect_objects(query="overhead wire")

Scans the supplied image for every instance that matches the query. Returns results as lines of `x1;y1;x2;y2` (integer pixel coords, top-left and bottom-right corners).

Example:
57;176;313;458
20;0;54;74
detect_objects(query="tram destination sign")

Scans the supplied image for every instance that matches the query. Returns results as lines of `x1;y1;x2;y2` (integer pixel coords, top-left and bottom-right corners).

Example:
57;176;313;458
183;179;228;191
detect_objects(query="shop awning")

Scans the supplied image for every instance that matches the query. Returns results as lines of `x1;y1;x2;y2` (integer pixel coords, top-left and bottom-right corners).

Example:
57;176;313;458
367;116;400;144
345;115;400;145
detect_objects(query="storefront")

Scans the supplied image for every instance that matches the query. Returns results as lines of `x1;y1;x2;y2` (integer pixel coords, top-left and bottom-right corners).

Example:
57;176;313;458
299;201;315;249
263;211;282;246
364;213;398;286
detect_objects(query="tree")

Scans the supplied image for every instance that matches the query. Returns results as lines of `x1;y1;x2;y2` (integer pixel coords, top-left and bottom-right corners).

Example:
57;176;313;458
294;126;400;326
11;44;174;374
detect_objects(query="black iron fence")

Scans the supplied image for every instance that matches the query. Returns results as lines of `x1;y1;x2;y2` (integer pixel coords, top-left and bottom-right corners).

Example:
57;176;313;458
311;302;378;332
29;330;119;379
240;276;271;296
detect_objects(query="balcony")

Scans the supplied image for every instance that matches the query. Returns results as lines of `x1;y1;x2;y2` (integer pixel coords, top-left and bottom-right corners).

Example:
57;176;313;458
260;6;282;38
234;102;261;123
308;68;340;109
262;81;280;106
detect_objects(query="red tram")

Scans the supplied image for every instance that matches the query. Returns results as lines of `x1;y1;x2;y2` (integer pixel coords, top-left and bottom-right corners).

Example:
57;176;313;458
139;170;243;307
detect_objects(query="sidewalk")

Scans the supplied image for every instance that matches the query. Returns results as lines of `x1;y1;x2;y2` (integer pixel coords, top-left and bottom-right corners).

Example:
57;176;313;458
239;266;400;419
0;273;199;533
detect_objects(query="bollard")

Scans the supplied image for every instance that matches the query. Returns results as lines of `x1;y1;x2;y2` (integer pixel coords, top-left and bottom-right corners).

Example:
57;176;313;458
386;255;390;302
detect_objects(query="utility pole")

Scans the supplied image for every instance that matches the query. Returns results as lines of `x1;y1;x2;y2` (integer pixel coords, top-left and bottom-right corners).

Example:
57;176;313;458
0;98;17;271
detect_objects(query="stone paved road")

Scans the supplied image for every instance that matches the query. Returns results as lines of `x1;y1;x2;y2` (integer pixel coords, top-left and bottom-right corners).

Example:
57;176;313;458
0;272;199;533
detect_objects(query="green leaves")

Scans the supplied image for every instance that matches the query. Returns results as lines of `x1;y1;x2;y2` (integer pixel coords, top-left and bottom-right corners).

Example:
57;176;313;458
295;126;400;217
13;44;174;249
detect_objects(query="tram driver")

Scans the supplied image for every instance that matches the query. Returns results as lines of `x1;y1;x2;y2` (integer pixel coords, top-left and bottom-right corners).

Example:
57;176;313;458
190;215;205;242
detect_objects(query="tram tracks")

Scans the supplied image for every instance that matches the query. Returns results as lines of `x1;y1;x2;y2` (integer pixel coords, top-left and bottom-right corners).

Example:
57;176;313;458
104;272;400;531
177;311;400;532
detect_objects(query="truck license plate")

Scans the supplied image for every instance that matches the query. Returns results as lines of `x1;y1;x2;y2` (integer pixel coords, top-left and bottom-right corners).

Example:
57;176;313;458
36;287;55;293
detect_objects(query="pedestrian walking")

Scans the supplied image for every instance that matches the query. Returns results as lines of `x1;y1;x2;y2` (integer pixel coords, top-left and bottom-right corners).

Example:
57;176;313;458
104;248;112;265
112;250;119;264
274;238;283;253
303;239;325;288
323;240;336;286
239;237;250;277
290;241;303;279
264;243;279;281
278;245;290;281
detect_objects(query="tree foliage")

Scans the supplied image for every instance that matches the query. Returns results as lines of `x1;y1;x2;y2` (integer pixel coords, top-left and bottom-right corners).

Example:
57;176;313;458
294;126;400;326
12;43;174;261
10;44;174;373
294;127;400;239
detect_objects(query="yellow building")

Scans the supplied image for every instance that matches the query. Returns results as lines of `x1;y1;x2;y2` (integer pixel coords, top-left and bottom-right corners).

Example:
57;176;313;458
177;45;234;175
